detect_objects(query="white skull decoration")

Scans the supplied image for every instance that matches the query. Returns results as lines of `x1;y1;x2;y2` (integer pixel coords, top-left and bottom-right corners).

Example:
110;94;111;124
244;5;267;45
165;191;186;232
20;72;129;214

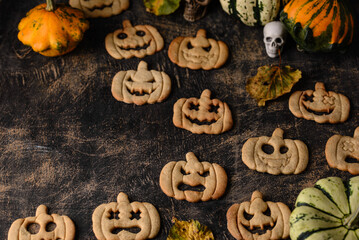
263;21;287;58
184;0;211;22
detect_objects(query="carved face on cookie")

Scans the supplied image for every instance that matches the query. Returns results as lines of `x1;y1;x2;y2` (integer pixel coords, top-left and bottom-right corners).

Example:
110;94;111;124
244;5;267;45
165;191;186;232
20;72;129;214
242;128;309;175
173;89;233;134
105;20;164;59
168;29;228;70
289;82;350;124
227;191;291;240
159;152;227;202
112;61;171;105
326;127;359;175
92;192;160;240
8;205;75;240
69;0;129;18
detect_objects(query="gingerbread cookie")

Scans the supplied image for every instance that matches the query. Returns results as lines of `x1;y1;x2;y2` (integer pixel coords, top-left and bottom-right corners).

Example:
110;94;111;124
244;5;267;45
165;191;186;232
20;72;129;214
227;191;291;240
242;128;308;175
168;29;228;70
8;205;75;240
105;20;164;59
173;89;233;134
325;127;359;175
289;82;350;124
92;192;160;240
112;61;171;105
159;152;227;203
69;0;129;18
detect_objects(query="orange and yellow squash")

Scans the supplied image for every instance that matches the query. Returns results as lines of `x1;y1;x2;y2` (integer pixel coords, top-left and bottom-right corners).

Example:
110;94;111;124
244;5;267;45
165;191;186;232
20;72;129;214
17;0;89;57
280;0;354;52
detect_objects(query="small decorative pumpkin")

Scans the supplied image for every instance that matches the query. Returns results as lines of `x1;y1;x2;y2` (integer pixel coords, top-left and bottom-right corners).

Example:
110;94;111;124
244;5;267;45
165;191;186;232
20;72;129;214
173;89;233;134
289;82;350;124
112;61;171;105
242;128;309;175
8;205;75;240
227;191;291;240
92;192;160;240
17;0;89;57
219;0;281;26
159;152;227;203
69;0;129;18
290;176;359;240
325;127;359;175
105;20;164;59
168;29;228;70
280;0;355;52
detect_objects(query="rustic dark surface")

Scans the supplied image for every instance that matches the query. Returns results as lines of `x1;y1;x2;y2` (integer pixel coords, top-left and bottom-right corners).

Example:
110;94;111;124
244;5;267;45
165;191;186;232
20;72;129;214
0;0;358;239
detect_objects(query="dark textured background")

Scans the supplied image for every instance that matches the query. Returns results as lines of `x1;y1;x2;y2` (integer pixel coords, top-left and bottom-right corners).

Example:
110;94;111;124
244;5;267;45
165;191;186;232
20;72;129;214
0;0;358;239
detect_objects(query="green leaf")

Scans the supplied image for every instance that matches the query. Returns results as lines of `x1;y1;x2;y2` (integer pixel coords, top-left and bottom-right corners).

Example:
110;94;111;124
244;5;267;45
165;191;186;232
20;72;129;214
143;0;180;16
167;217;215;240
246;65;302;106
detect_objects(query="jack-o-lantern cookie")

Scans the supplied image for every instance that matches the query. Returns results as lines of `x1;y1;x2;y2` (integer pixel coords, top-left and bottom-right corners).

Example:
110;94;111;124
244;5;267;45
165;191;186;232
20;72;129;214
160;152;227;203
173;89;233;134
242;128;309;175
69;0;129;18
326;127;359;175
227;191;291;240
112;61;171;105
92;192;160;240
168;29;228;70
289;82;350;124
8;205;75;240
105;20;164;59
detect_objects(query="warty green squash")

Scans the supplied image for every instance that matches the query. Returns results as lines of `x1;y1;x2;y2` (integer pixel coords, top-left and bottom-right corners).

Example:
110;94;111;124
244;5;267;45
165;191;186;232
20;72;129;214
219;0;281;26
280;0;355;52
290;176;359;240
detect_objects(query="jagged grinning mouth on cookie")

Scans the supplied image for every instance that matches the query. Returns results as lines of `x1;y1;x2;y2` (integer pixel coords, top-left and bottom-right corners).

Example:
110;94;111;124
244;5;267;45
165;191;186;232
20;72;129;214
303;104;335;115
178;184;206;192
183;53;213;64
258;156;289;168
125;84;156;96
86;4;114;12
185;115;218;126
119;42;151;51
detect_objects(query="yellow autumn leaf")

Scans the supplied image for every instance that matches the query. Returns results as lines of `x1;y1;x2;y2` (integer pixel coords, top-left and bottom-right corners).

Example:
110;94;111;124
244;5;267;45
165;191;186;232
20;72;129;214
246;65;302;106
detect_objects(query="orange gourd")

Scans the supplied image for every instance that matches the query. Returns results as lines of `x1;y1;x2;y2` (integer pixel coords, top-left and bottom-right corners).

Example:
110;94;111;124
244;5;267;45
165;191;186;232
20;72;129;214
280;0;354;52
17;0;89;57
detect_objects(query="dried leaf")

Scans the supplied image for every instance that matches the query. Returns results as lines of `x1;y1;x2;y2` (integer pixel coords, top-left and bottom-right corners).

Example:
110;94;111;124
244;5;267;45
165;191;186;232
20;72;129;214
246;65;302;106
167;217;214;240
143;0;180;16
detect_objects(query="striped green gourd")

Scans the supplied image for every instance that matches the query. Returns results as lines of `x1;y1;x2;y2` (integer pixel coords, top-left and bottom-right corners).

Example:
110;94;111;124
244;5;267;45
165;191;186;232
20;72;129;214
290;176;359;240
219;0;281;26
280;0;355;52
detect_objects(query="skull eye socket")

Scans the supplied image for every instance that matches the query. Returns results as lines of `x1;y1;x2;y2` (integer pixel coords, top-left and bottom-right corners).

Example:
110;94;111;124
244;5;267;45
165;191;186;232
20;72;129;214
187;42;194;49
262;144;274;154
275;38;283;44
27;223;40;234
265;37;272;42
117;33;128;39
136;31;146;37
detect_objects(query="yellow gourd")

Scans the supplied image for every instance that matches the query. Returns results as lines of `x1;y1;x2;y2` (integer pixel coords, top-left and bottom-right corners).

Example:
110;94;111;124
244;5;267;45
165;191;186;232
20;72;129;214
17;0;89;57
